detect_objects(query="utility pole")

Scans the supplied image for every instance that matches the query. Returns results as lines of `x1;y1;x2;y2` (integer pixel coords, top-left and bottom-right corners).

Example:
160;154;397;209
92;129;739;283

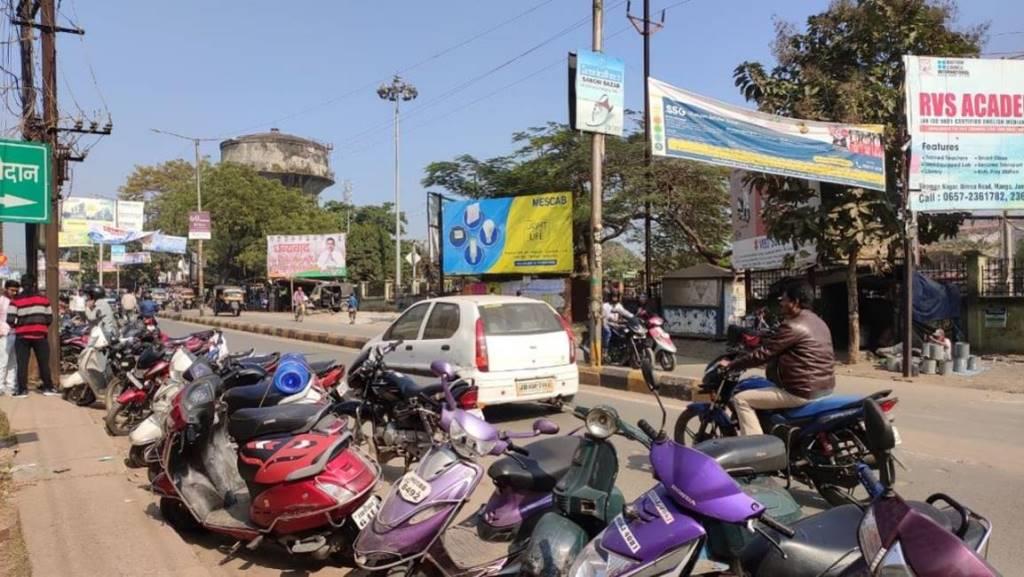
589;0;606;367
17;0;37;279
150;129;215;315
342;179;353;235
378;76;417;308
628;0;663;294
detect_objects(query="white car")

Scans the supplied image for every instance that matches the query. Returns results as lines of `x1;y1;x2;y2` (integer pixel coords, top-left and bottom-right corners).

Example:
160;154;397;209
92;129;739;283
363;295;579;407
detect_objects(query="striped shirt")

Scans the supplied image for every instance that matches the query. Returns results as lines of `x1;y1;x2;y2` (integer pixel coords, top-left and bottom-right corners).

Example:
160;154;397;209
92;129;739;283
7;293;53;339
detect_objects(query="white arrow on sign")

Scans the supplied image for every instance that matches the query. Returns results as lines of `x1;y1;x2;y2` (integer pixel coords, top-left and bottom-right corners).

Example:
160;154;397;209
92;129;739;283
0;194;35;208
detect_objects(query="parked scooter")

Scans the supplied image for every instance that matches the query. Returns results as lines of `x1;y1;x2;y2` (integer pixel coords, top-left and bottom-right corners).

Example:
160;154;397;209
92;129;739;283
645;315;677;372
353;360;571;576
673;361;900;506
152;358;381;561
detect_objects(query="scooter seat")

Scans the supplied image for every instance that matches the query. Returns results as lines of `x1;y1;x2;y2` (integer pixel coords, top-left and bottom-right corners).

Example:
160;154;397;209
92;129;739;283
222;377;286;413
398;377;445;399
780;395;866;420
309;359;340;376
487;436;582;491
237;352;280;369
742;504;863;577
228;402;328;443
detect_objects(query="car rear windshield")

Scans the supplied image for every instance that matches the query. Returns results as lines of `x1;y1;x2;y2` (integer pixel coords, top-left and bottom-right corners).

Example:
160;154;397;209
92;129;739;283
478;303;563;336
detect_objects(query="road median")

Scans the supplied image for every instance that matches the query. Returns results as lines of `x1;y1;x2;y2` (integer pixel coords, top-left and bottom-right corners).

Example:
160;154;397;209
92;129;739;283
160;311;703;401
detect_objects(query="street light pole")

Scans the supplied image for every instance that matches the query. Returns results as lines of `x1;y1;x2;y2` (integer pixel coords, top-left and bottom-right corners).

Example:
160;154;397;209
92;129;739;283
378;76;418;307
150;128;216;315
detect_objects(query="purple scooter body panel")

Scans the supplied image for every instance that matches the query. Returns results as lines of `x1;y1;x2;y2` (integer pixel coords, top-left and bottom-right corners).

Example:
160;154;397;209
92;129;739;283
649;440;764;524
602;485;705;563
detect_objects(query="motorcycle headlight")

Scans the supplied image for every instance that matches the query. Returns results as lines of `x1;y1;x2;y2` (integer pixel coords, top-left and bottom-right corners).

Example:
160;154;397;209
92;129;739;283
585;406;619;439
448;416;496;458
568;537;637;577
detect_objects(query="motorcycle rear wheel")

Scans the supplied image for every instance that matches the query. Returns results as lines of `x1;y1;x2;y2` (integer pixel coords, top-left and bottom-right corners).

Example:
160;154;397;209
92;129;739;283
64;384;96;407
104;378;147;436
60;346;80;374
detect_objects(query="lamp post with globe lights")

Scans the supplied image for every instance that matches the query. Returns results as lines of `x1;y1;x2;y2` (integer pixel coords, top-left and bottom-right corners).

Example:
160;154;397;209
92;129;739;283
377;75;418;306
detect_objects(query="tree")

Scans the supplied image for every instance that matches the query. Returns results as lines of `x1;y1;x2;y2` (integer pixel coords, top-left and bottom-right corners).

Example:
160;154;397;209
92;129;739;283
422;120;730;277
602;241;643;280
733;0;984;362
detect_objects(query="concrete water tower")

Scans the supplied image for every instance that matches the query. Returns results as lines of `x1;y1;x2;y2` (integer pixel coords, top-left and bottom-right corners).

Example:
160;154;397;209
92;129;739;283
219;128;335;197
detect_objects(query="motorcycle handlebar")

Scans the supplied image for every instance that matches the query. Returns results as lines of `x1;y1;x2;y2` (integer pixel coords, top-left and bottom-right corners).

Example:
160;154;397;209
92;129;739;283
637;419;658;441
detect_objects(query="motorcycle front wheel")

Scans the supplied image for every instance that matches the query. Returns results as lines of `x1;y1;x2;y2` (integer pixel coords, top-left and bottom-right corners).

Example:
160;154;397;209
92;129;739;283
656;349;676;372
104;377;147;436
64;384;96;407
673;406;733;446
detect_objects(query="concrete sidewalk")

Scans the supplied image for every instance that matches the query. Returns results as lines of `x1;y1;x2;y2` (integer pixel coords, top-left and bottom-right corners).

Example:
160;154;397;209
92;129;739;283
0;394;234;577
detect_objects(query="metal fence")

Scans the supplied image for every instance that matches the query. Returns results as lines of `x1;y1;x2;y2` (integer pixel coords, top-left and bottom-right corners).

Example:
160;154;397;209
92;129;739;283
748;269;803;301
981;258;1024;297
918;259;969;291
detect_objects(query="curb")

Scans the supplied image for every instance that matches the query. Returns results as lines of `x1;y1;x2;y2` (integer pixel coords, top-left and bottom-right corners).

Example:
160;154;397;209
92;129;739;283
159;312;702;402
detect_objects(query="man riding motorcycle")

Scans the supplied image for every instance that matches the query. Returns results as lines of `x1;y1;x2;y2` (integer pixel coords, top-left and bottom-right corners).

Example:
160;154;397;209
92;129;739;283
720;283;835;435
85;286;117;335
601;292;633;351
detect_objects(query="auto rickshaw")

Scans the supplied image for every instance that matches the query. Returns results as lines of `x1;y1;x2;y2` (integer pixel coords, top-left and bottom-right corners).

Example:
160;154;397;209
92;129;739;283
176;287;196;310
212;285;244;316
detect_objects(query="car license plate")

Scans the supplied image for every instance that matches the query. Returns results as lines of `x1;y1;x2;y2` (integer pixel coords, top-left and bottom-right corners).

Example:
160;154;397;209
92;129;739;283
398;472;431;504
516;378;554;397
351;495;380;529
892;426;902;446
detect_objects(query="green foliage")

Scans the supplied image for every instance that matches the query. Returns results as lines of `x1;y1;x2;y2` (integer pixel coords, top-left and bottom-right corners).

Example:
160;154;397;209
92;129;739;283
602;241;643;280
119;161;397;283
422;119;731;274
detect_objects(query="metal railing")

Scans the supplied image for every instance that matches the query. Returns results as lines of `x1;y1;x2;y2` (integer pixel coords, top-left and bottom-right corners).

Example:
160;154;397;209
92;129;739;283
981;258;1024;297
919;259;969;291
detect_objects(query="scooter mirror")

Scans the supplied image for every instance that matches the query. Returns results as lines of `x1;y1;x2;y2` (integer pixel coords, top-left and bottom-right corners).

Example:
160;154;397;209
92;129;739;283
430;360;457;382
640;356;657;392
532;418;559;435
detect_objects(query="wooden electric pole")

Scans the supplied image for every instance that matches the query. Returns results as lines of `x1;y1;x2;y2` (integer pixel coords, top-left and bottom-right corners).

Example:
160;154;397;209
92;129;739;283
589;0;605;367
17;0;38;278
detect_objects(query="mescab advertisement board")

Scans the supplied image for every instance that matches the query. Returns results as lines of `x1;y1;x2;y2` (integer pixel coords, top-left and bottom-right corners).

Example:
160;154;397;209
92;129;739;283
442;192;573;275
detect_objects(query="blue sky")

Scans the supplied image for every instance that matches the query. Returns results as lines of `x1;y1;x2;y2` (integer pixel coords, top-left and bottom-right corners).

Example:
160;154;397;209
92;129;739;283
1;0;1020;268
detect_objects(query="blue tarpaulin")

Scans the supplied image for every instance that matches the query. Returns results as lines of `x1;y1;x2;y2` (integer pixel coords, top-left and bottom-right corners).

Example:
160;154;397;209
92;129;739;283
913;272;961;322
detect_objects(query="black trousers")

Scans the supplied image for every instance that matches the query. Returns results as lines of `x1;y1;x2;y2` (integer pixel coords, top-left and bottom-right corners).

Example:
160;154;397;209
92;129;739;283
16;337;54;393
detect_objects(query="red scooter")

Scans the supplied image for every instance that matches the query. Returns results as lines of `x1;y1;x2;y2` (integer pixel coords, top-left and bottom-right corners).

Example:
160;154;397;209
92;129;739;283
152;374;381;561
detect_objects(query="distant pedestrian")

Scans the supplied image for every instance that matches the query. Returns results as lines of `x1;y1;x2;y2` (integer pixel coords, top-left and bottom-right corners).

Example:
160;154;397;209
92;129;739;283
0;280;20;396
121;289;138;319
347;292;358;325
7;275;58;397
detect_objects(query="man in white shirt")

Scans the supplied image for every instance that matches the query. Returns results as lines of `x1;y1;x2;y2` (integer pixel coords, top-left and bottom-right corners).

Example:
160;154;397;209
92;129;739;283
317;238;342;272
121;289;138;318
0;280;20;395
70;289;86;317
601;292;634;351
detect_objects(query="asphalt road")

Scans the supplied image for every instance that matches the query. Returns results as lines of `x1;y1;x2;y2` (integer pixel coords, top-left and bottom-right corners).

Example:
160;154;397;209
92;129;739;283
161;319;1023;573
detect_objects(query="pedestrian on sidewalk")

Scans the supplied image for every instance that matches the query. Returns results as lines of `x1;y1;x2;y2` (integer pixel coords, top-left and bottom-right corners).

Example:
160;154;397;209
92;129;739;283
7;274;58;397
0;280;20;396
293;286;307;322
347;292;358;324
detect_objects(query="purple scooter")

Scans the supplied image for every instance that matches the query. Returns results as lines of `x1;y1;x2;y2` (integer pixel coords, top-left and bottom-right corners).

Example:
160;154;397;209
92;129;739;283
566;362;1001;577
354;360;576;576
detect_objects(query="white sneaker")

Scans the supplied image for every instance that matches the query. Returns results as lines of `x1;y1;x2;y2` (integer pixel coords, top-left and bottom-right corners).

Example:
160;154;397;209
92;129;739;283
12;392;28;399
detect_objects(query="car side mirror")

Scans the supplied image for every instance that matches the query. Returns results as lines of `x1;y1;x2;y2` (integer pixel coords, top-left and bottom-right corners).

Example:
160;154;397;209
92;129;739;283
640;356;658;392
430;360;457;382
533;418;559;435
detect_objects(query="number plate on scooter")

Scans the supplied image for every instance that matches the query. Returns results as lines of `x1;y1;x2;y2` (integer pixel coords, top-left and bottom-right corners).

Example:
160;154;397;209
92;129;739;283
352;495;381;529
398;472;431;504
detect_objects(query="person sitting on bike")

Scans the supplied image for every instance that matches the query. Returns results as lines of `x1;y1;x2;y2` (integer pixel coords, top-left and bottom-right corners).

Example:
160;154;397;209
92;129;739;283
601;292;633;350
292;287;307;320
139;292;159;319
721;283;835;436
84;286;117;336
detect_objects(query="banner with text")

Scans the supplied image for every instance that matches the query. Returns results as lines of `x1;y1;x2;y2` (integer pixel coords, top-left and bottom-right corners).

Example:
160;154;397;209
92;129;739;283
572;50;625;137
267;233;346;279
189;211;211;240
442;192;573;275
59;219;91;247
87;224;154;245
116;200;145;231
61;197;115;225
905;56;1024;211
730;170;818;270
648;77;886;191
142;232;187;254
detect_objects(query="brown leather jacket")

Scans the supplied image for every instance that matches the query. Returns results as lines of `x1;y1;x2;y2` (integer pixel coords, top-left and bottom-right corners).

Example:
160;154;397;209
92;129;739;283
730;309;835;399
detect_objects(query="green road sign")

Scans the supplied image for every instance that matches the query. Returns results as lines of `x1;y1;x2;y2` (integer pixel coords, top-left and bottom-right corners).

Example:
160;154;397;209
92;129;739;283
0;138;50;224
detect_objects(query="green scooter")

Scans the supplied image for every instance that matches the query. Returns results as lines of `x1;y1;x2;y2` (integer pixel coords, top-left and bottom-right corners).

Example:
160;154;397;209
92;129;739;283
522;404;650;577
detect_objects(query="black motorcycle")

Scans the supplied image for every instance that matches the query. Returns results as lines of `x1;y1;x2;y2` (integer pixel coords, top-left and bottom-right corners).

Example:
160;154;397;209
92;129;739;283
336;340;477;468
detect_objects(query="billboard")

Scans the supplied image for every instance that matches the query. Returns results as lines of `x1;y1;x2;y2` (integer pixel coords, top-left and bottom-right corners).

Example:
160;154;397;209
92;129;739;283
648;77;887;191
905;56;1024;212
59;219;91;247
572;50;625;137
142;232;187;254
110;244;126;263
189;211;211;240
267;233;346;279
441;192;573;276
730;170;818;270
61;197;115;224
116;200;145;232
87;224;153;245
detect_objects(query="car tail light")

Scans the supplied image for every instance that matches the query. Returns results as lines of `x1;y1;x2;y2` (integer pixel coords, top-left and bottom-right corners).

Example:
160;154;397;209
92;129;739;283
458;387;479;409
557;314;576;364
879;397;899;413
475;318;489;372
